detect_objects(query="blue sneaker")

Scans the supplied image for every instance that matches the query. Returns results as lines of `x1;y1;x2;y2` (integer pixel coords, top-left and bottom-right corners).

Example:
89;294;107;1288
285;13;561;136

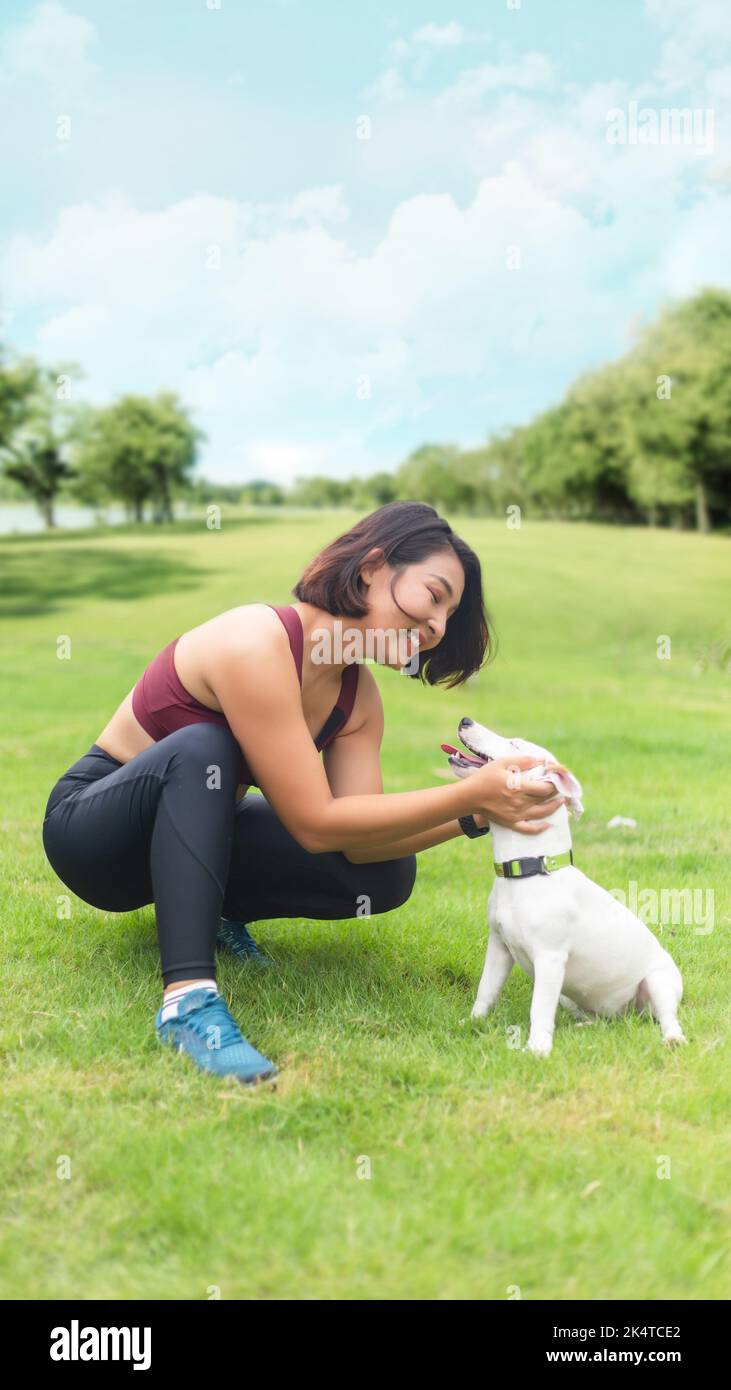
155;988;278;1084
216;917;272;966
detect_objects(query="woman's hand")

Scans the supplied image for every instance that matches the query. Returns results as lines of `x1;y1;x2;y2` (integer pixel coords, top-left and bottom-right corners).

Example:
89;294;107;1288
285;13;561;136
469;755;567;835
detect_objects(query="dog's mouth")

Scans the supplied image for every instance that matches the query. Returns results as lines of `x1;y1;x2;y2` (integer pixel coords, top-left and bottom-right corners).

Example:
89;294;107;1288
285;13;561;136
440;742;493;772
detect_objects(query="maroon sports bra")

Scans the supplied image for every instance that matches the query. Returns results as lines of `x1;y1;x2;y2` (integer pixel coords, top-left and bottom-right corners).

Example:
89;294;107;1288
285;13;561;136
131;604;359;787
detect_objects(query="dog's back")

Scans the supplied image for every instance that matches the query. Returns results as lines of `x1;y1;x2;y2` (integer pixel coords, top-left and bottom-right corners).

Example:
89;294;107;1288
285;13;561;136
490;868;678;1016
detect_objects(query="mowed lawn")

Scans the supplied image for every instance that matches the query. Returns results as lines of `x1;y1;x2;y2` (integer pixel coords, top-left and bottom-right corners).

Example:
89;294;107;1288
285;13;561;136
1;509;729;1301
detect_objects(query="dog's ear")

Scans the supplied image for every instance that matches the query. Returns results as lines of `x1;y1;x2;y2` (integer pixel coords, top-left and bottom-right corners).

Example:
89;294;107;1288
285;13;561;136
542;764;584;817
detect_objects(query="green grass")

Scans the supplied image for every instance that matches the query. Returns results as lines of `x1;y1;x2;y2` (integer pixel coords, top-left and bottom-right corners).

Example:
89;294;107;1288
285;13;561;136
1;508;730;1300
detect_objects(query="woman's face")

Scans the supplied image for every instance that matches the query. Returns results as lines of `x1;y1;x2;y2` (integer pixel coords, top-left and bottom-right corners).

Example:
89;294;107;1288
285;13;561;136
358;547;466;669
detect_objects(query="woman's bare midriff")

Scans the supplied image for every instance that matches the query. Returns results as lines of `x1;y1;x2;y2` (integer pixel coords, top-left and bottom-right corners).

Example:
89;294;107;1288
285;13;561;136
94;603;359;798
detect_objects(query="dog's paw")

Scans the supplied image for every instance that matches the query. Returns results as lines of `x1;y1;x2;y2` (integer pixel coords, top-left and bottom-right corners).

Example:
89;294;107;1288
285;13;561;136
523;1036;553;1058
470;1001;492;1020
662;1030;688;1047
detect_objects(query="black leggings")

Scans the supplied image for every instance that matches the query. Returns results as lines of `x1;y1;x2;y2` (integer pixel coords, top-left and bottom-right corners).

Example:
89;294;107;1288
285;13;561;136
41;722;417;986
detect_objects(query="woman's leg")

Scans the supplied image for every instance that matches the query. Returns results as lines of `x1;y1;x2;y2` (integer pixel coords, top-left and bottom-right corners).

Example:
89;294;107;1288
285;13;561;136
222;791;417;926
42;723;242;986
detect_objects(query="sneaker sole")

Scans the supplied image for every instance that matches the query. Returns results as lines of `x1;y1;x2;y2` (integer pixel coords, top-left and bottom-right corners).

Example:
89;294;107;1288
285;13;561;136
157;1032;279;1086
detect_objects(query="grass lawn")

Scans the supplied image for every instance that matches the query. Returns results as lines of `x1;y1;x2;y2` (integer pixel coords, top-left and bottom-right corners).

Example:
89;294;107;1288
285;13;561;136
1;508;729;1300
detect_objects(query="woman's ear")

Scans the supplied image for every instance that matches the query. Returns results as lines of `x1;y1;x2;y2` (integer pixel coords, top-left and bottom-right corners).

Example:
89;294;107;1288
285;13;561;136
358;546;386;589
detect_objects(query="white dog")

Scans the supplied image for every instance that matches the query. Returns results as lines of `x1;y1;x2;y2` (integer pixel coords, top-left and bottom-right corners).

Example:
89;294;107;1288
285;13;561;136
442;718;687;1057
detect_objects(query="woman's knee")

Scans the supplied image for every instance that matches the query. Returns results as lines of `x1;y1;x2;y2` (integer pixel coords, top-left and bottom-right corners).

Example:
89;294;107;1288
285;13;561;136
165;721;240;776
357;853;417;915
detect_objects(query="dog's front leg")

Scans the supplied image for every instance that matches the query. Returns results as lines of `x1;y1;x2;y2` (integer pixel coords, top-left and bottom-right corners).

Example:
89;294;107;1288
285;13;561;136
471;928;514;1019
525;951;568;1057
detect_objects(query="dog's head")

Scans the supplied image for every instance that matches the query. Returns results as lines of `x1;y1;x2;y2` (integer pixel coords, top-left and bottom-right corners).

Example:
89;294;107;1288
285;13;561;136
441;716;584;817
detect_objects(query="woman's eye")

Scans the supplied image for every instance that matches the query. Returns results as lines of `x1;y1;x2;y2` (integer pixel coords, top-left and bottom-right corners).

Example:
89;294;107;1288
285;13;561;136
429;589;439;604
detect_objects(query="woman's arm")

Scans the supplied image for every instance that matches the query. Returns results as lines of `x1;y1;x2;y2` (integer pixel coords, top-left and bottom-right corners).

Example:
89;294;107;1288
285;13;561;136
323;670;490;862
322;669;554;862
212;630;562;855
341;812;491;863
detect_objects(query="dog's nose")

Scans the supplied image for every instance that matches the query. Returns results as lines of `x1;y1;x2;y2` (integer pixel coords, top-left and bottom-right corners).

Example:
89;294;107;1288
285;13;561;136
459;717;474;728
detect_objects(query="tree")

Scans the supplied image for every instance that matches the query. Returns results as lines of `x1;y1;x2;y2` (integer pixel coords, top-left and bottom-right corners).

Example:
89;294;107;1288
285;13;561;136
395;443;475;511
73;392;205;522
623;288;731;532
238;478;285;505
287;475;354;507
0;356;82;528
514;365;638;522
344;471;399;511
0;350;37;445
456;433;529;516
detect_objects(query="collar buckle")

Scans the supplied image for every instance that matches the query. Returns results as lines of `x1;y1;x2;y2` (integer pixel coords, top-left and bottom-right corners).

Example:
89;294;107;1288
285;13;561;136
494;848;574;880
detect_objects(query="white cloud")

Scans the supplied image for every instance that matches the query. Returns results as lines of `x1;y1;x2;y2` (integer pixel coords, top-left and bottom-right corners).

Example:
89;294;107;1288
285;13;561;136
377;20;475;98
3;0;731;484
37;303;108;357
412;22;466;48
285;185;349;225
5;43;731;480
658;192;731;294
437;52;556;106
6;151;724;473
644;0;731;41
1;1;98;92
245;441;327;485
644;0;731;89
361;66;406;106
364;48;556;114
388;20;466;60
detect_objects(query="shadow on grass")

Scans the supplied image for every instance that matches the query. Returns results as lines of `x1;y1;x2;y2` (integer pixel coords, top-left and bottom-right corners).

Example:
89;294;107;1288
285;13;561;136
0;545;206;618
82;919;443;998
0;512;309;546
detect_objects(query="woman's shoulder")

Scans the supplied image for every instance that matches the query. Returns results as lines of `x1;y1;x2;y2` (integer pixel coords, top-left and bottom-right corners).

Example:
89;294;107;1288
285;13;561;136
186;604;288;654
175;604;293;697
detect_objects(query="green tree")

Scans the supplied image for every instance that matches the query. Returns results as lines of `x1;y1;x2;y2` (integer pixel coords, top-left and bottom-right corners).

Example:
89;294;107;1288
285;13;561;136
395;443;474;511
287;475;354;507
515;366;638;522
344;471;398;511
454;433;528;517
622;288;731;532
73;391;205;523
0;349;38;445
0;357;82;528
239;478;285;505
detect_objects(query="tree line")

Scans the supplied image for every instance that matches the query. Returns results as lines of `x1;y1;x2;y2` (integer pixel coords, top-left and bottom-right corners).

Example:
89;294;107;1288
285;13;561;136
1;287;729;532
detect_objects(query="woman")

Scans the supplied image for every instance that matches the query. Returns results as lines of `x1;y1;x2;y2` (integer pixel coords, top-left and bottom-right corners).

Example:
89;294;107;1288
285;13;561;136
41;501;566;1085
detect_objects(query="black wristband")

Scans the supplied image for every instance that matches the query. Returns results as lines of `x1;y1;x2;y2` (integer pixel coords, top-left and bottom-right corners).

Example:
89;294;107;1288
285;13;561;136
458;813;490;839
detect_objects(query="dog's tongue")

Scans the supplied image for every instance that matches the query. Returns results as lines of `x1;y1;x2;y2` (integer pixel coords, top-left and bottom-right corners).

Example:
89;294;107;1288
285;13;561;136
441;742;486;766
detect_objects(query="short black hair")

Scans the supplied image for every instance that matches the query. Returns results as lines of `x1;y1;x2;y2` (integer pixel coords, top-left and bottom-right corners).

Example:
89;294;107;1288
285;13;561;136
292;500;495;689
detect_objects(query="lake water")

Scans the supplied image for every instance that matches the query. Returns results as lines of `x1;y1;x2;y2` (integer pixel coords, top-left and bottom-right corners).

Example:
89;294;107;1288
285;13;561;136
0;501;194;535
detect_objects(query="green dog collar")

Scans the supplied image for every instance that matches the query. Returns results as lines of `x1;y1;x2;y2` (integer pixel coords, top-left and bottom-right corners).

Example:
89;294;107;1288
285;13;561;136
494;849;574;879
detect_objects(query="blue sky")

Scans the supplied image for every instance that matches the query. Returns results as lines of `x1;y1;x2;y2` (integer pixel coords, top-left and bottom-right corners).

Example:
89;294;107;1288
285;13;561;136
1;0;729;485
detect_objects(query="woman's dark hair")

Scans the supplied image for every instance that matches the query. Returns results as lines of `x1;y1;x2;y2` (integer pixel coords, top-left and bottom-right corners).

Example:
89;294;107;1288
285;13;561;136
292;500;495;688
